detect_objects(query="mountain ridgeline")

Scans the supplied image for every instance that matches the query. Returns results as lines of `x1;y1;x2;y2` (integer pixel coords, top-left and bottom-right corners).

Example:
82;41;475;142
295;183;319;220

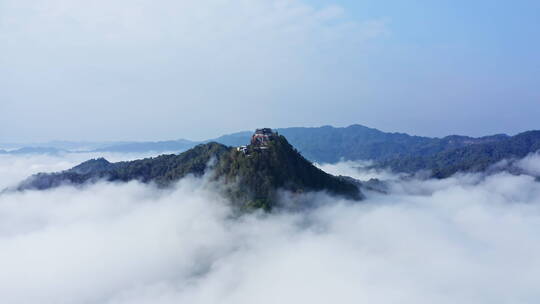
215;126;540;178
17;130;363;211
4;124;540;179
4;125;509;163
376;130;540;178
214;125;512;163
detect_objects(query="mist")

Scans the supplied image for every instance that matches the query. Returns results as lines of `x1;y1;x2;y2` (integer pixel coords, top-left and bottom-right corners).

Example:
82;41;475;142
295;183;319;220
1;153;540;303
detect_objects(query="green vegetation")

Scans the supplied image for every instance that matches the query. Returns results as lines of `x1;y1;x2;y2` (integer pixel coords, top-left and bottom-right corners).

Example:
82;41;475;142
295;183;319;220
2;125;513;164
215;125;510;163
378;131;540;178
17;135;363;211
214;135;362;210
19;143;231;190
17;127;540;205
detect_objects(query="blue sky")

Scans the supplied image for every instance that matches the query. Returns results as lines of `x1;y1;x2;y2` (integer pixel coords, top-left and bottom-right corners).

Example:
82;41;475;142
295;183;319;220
1;0;539;142
309;0;540;135
321;0;540;46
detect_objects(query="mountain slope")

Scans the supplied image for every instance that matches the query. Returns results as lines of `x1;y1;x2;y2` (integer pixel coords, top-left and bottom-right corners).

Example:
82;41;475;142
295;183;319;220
378;131;540;178
16;134;362;211
214;134;363;210
18;143;230;190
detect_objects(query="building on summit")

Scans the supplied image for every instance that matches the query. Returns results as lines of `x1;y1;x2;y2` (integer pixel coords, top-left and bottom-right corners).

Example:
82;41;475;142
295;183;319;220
236;128;277;154
250;128;276;147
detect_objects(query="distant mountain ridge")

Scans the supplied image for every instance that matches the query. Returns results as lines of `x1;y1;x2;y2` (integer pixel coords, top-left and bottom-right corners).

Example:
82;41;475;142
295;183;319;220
2;125;513;159
4;124;540;179
92;139;198;153
213;125;511;163
1;125;513;161
213;126;540;178
377;130;540;178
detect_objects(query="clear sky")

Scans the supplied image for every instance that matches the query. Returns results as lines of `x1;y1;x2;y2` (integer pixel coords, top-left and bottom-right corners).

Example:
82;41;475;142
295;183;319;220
1;0;539;142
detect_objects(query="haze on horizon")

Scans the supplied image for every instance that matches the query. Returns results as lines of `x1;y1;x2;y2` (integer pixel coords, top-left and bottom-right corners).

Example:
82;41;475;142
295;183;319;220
1;0;539;142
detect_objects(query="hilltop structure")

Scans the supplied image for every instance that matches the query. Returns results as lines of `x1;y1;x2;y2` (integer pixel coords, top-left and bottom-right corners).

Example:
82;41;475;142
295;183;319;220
251;128;277;147
237;128;277;153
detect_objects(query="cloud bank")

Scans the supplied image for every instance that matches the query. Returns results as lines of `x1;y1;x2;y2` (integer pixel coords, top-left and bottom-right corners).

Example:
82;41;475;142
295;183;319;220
1;154;540;303
316;160;405;181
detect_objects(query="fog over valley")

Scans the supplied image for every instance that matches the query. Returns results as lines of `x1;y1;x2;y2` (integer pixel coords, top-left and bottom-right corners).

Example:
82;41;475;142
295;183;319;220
2;152;540;303
2;0;539;302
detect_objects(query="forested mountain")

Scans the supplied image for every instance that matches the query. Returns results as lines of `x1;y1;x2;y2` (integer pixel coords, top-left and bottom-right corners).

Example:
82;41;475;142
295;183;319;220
214;125;510;163
1;125;511;162
18;143;230;190
16;134;362;211
213;134;363;210
5;124;540;180
378;131;540;178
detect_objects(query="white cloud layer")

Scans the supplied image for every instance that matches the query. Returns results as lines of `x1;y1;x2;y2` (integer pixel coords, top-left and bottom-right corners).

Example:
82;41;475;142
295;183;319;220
316;160;404;181
516;152;540;177
1;154;540;303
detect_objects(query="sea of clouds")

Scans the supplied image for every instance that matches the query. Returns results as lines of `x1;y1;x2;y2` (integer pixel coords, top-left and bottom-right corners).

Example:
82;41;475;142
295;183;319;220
1;152;540;303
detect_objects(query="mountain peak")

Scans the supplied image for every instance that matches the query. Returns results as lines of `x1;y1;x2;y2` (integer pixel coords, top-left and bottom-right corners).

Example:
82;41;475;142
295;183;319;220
218;130;363;210
70;158;112;174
